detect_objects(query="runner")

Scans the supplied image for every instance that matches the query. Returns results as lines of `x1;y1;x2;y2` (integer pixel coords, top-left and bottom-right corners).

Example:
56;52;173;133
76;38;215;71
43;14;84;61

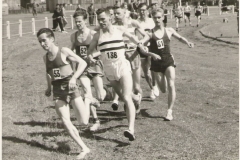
138;8;194;120
173;2;183;31
87;8;144;141
195;2;203;27
161;3;169;27
136;3;159;100
183;2;192;26
70;11;112;132
37;28;90;159
111;5;145;113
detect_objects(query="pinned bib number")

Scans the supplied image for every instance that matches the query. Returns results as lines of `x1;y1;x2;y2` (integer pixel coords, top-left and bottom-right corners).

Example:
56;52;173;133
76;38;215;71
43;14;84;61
53;68;61;80
106;52;118;59
156;39;164;49
79;46;87;56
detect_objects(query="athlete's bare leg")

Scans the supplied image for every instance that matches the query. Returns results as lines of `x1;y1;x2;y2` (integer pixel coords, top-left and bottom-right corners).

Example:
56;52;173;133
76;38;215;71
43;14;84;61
55;100;90;159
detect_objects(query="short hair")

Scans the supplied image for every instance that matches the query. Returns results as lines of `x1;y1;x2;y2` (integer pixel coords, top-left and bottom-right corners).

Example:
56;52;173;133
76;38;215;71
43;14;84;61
96;8;111;15
151;8;164;16
151;3;157;7
73;10;88;19
138;3;148;9
37;28;55;39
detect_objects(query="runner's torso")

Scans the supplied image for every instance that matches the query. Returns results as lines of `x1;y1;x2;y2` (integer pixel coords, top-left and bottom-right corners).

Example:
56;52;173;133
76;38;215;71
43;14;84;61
97;26;126;64
46;48;73;81
74;29;93;59
149;28;171;59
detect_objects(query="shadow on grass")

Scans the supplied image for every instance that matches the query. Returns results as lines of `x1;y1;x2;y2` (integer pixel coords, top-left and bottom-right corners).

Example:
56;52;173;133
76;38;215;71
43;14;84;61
141;96;155;102
2;136;70;154
14;121;64;129
140;109;165;120
92;135;130;147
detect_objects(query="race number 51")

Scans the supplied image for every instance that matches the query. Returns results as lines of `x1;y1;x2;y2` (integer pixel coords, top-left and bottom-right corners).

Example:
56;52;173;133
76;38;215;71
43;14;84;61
79;46;87;56
156;39;164;49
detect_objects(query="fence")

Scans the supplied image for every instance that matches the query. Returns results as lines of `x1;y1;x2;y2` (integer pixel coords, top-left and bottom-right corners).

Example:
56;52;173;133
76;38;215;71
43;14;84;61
2;6;237;40
2;14;99;40
8;7;47;14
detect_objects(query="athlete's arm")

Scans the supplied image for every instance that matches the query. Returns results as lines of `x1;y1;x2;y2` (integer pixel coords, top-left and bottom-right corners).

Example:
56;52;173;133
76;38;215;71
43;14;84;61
43;55;52;97
132;20;148;37
62;47;87;89
89;30;101;58
70;33;77;72
87;32;100;63
168;28;194;48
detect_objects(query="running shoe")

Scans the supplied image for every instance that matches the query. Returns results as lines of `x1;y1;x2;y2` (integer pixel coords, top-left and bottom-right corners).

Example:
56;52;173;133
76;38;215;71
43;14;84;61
111;103;119;111
150;90;156;100
124;130;135;141
91;98;100;108
165;109;173;121
90;120;100;131
103;86;113;101
153;86;159;97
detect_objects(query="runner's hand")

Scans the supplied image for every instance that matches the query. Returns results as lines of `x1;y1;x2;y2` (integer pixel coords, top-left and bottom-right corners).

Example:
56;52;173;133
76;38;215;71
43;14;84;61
88;57;97;65
69;77;77;90
188;42;194;48
45;88;51;97
152;54;161;61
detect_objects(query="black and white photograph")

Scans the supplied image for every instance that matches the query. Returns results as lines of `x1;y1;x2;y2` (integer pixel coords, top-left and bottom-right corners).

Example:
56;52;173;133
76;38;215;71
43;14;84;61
1;0;239;159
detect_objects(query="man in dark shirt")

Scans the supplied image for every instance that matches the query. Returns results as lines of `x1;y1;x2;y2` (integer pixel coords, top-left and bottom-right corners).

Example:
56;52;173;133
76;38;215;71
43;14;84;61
87;3;95;26
32;0;37;17
52;4;67;33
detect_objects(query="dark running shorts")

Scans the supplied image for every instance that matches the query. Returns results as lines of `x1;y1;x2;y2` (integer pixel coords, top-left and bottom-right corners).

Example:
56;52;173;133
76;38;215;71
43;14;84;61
195;11;201;17
125;50;141;70
80;60;104;79
184;12;191;17
150;56;176;73
52;76;81;103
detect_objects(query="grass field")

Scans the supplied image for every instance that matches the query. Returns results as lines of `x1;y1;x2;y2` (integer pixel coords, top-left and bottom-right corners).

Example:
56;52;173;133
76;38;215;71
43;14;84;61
2;12;239;160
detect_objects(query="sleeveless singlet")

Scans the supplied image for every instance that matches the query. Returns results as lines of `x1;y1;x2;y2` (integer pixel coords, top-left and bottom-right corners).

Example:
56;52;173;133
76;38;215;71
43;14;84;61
136;18;155;44
149;28;171;59
184;6;191;13
98;26;126;64
46;48;73;81
74;29;92;58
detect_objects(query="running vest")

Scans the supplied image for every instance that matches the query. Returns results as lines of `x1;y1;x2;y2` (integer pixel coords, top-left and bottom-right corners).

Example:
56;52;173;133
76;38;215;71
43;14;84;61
149;28;171;59
74;29;92;58
184;6;191;13
174;6;183;16
196;6;203;12
136;18;155;46
123;19;137;52
98;26;126;64
46;48;73;81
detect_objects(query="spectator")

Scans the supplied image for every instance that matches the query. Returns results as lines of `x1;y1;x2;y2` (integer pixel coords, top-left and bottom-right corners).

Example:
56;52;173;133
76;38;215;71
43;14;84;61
60;4;68;29
75;4;87;13
130;0;139;19
87;3;95;26
32;0;38;17
114;1;120;7
52;4;67;33
122;2;131;18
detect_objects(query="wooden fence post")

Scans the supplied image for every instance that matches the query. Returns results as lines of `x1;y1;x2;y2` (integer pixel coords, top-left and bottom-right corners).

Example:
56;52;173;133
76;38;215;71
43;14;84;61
32;18;36;35
45;17;48;28
170;9;172;19
6;21;10;39
19;19;22;37
70;15;74;29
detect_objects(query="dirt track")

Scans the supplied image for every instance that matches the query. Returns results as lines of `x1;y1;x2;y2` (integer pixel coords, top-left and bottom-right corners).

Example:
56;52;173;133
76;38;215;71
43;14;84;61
2;14;239;160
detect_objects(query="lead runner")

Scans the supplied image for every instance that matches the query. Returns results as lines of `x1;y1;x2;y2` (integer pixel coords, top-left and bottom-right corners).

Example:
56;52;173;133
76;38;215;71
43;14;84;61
87;8;145;141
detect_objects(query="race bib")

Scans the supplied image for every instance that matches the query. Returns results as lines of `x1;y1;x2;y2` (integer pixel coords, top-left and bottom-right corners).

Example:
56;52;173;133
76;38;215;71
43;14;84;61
79;46;87;56
156;39;164;49
106;51;118;60
53;68;61;80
